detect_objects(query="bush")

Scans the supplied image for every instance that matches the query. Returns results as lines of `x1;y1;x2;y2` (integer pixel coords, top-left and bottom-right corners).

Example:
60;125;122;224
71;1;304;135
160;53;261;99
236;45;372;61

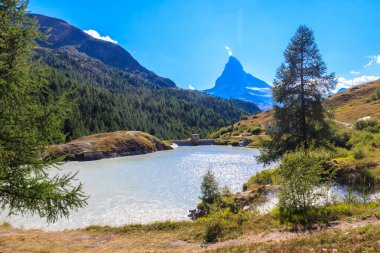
277;207;334;227
199;209;246;242
202;216;224;242
277;149;331;226
365;89;380;102
333;129;352;148
354;119;380;133
348;130;379;150
250;126;262;135
352;145;367;160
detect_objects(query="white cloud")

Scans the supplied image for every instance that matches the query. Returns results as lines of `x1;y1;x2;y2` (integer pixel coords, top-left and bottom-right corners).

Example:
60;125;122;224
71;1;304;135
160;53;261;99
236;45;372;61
248;92;272;98
364;55;380;67
246;86;271;92
188;84;195;90
83;29;118;44
224;46;233;56
350;70;360;75
335;75;380;92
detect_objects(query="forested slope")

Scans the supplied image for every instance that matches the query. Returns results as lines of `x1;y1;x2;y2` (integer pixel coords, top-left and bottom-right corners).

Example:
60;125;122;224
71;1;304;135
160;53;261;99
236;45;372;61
37;47;260;140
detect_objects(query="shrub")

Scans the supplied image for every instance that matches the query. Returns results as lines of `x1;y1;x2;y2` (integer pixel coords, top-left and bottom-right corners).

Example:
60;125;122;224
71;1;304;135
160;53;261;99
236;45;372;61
277;207;334;227
365;89;380;102
199;209;246;242
202;215;224;242
348;130;378;150
277;149;331;226
332;129;352;148
354;119;380;133
250;126;262;135
352;145;367;160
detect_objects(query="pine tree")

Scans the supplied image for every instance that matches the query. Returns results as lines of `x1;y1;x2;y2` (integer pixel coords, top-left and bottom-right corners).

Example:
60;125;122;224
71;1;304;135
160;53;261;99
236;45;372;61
199;170;220;205
0;0;87;222
258;25;336;165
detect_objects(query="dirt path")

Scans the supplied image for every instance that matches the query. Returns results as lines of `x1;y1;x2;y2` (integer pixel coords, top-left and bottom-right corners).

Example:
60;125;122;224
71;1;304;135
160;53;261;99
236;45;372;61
0;217;379;252
331;119;352;128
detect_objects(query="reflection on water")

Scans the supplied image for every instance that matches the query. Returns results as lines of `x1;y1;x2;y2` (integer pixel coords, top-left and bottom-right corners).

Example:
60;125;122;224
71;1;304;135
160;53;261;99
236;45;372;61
0;146;264;230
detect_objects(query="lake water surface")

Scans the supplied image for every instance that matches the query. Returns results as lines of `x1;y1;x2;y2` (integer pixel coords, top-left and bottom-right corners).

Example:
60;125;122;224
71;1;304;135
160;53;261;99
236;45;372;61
1;146;265;230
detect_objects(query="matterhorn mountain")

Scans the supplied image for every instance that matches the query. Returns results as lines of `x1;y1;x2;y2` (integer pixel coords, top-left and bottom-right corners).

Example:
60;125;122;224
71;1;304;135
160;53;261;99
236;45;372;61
204;56;273;110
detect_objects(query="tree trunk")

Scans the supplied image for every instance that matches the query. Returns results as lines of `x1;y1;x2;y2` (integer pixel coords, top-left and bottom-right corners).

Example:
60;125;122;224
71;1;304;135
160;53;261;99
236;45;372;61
300;48;307;149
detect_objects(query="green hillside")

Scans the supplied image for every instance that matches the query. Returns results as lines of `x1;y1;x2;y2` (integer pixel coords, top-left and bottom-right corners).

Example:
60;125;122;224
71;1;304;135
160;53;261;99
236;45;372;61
37;47;260;141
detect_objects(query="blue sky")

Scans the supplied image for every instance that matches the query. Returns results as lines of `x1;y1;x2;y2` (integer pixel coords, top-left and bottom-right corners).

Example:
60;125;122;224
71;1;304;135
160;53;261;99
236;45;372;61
29;0;380;91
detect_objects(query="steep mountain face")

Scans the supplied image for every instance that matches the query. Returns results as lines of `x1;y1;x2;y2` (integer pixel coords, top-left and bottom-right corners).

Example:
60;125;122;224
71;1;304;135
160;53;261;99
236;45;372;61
30;14;175;87
204;56;273;110
29;14;260;140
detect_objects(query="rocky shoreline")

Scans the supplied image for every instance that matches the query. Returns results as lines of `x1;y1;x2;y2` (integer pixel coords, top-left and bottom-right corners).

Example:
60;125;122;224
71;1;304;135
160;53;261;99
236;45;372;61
49;131;172;161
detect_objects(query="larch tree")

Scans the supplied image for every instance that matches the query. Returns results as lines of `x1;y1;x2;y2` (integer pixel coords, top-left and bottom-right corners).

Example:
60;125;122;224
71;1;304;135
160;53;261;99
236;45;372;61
258;25;336;165
199;170;220;205
0;0;87;222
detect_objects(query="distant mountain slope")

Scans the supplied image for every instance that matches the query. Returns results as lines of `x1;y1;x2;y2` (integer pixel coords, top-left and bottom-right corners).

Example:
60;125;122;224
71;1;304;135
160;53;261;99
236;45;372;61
325;79;380;123
30;14;175;88
204;56;273;110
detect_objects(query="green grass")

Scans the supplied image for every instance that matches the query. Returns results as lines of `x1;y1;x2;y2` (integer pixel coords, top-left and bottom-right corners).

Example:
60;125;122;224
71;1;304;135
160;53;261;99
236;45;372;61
243;168;278;191
84;220;193;234
208;123;263;139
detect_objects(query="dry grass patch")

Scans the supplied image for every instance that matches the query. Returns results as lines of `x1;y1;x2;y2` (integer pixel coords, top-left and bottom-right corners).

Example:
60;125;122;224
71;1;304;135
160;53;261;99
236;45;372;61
205;223;380;253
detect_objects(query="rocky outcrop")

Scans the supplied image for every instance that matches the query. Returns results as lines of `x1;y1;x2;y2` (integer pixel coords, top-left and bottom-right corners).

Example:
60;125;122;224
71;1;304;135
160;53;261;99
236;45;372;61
188;185;272;220
49;131;172;161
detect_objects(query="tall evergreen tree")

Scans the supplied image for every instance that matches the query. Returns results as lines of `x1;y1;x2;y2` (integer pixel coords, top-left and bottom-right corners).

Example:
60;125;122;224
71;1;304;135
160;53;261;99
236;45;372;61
0;0;87;222
258;25;336;165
